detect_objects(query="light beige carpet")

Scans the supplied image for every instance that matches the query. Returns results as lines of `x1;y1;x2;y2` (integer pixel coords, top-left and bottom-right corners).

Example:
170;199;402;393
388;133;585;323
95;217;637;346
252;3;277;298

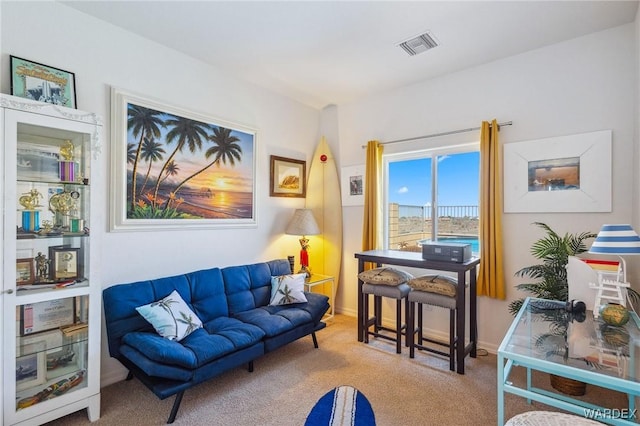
45;315;626;425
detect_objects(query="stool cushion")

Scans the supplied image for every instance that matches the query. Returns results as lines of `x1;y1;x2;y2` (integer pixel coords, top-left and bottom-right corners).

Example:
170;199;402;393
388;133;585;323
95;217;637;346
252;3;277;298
505;411;604;426
358;267;413;286
363;282;411;299
408;289;457;310
408;275;458;297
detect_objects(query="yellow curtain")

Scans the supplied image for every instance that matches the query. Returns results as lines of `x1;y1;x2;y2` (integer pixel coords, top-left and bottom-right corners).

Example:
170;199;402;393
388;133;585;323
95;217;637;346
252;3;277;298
362;141;384;270
477;120;506;299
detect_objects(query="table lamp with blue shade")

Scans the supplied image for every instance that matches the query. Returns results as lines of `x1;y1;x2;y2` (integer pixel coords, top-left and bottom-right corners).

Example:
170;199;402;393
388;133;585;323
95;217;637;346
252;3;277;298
589;224;640;282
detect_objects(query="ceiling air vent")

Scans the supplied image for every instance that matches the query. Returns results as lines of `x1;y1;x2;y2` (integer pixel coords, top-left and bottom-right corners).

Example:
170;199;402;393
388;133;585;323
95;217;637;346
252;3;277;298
398;31;439;56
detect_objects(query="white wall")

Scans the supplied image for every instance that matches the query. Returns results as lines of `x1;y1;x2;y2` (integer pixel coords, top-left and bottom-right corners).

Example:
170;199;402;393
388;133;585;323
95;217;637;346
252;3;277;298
1;2;321;385
337;24;637;351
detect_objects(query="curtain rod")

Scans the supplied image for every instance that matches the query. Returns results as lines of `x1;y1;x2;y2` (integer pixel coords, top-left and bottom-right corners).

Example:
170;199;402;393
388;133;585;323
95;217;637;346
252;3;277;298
361;121;512;148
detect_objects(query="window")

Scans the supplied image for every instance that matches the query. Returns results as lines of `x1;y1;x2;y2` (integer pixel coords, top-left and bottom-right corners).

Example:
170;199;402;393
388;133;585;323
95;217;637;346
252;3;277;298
384;144;480;254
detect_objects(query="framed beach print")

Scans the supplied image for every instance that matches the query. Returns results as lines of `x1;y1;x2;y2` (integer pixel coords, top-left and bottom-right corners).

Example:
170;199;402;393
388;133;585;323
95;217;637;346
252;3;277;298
110;87;257;231
270;155;306;198
10;56;77;108
504;130;611;213
341;164;365;206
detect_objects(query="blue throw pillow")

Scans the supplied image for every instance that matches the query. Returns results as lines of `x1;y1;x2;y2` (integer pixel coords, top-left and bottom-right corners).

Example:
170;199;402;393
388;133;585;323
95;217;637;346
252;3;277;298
136;290;203;341
270;273;308;306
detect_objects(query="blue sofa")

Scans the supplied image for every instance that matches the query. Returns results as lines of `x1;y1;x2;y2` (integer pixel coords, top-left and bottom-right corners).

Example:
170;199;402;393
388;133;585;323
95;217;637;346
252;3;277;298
103;259;330;423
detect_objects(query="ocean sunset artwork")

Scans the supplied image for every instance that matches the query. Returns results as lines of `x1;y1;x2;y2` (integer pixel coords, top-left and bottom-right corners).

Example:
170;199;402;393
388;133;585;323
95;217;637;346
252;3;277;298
125;102;255;221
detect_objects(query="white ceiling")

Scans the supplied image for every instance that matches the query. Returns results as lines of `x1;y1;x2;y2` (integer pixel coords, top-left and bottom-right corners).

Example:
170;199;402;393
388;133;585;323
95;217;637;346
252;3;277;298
61;1;638;110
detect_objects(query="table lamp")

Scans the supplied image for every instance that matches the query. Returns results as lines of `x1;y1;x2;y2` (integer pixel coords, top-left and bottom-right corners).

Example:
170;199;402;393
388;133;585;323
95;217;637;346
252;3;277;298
285;209;320;277
588;224;640;315
589;224;640;282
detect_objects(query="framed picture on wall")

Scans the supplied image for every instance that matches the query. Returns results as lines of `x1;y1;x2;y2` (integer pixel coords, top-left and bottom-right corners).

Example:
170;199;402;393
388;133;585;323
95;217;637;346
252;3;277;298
110;87;257;231
503;130;612;213
340;165;365;206
269;155;306;198
10;56;77;109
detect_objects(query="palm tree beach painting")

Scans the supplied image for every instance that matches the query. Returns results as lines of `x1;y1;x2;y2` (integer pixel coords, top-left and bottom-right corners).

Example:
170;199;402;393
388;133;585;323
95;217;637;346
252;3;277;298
110;88;256;231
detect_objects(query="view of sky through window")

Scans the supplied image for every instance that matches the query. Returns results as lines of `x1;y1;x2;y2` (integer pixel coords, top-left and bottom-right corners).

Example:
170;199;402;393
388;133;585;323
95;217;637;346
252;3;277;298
388;151;479;208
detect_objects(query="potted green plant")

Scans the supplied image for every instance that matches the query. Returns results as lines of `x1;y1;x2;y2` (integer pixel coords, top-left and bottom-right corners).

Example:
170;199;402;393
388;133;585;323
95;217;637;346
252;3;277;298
509;222;597;315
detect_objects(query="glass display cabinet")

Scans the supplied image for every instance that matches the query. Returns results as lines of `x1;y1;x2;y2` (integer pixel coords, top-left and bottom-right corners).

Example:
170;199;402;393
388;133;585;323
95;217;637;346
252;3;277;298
1;94;102;425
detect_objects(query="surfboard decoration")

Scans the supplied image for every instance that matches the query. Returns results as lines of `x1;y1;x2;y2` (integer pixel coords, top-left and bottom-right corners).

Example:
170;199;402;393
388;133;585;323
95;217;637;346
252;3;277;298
305;137;343;293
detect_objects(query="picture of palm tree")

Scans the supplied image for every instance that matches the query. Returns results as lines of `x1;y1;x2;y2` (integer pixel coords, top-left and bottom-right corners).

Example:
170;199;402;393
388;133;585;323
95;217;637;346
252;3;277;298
125;102;255;220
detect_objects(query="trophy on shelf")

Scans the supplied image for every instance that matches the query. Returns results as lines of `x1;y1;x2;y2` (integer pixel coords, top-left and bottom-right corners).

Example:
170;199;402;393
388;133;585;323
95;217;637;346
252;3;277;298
18;189;43;232
34;252;52;283
58;140;77;182
49;191;79;230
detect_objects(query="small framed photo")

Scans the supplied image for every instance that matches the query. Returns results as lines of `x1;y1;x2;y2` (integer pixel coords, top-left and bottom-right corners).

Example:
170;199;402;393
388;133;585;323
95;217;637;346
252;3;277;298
341;165;365;206
48;246;80;281
270;155;306;198
16;348;46;391
16;258;35;285
10;56;77;109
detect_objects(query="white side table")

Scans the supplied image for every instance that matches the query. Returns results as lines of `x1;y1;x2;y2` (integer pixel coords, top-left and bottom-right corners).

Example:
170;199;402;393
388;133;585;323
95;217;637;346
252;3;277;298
306;274;335;320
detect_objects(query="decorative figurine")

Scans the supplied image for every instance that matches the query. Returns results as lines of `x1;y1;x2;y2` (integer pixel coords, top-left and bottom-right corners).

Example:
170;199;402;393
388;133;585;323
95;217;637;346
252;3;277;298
59;140;74;161
18;189;43;211
34;252;51;283
39;220;54;235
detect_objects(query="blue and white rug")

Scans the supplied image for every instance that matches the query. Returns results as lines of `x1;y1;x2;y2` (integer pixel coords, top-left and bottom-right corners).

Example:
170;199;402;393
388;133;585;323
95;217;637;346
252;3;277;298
305;385;376;426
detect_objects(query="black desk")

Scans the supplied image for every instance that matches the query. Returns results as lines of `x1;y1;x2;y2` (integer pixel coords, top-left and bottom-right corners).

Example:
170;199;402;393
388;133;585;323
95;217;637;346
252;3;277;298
354;250;480;374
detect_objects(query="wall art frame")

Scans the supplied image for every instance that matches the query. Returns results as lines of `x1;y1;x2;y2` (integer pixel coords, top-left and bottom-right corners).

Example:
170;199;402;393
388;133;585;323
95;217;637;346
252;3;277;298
110;87;257;231
10;56;77;109
503;129;612;213
269;155;306;198
341;164;365;206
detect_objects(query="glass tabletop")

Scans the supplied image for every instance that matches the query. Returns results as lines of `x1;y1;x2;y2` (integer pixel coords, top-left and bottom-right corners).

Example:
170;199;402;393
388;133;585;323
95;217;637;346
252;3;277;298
502;298;640;383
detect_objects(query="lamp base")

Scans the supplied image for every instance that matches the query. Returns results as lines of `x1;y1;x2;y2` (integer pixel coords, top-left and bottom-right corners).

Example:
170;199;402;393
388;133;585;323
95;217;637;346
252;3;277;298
298;265;311;279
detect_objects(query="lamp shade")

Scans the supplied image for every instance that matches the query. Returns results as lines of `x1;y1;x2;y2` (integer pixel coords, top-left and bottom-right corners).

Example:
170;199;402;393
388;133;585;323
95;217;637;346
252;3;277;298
285;209;320;236
589;224;640;255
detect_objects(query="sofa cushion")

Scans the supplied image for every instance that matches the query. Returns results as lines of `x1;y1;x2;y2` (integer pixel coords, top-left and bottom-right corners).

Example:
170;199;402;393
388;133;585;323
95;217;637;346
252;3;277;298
233;292;329;337
136;290;203;341
270;273;308;306
223;260;292;315
122;331;198;369
122;317;266;370
358;267;413;286
120;344;194;382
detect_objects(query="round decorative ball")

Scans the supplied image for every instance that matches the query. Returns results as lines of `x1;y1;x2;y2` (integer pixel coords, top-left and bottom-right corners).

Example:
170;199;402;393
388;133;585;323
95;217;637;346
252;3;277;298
599;303;630;326
320;154;327;162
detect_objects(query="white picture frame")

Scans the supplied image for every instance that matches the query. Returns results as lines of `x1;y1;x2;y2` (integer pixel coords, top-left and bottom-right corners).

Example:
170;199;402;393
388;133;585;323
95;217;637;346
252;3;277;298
503;130;611;213
110;87;257;231
341;165;365;206
16;344;46;391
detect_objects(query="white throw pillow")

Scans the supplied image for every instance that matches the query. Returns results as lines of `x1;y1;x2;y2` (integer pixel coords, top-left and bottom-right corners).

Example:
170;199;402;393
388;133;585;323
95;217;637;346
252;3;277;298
270;274;308;306
136;290;203;341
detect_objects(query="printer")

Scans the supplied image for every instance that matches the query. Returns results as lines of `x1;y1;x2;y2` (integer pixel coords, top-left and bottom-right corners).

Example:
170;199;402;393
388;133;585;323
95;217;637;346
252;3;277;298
421;241;472;263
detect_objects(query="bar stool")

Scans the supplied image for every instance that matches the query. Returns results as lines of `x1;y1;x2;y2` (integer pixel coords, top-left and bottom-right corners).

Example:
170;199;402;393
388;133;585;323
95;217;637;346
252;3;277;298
407;275;462;371
358;267;413;354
